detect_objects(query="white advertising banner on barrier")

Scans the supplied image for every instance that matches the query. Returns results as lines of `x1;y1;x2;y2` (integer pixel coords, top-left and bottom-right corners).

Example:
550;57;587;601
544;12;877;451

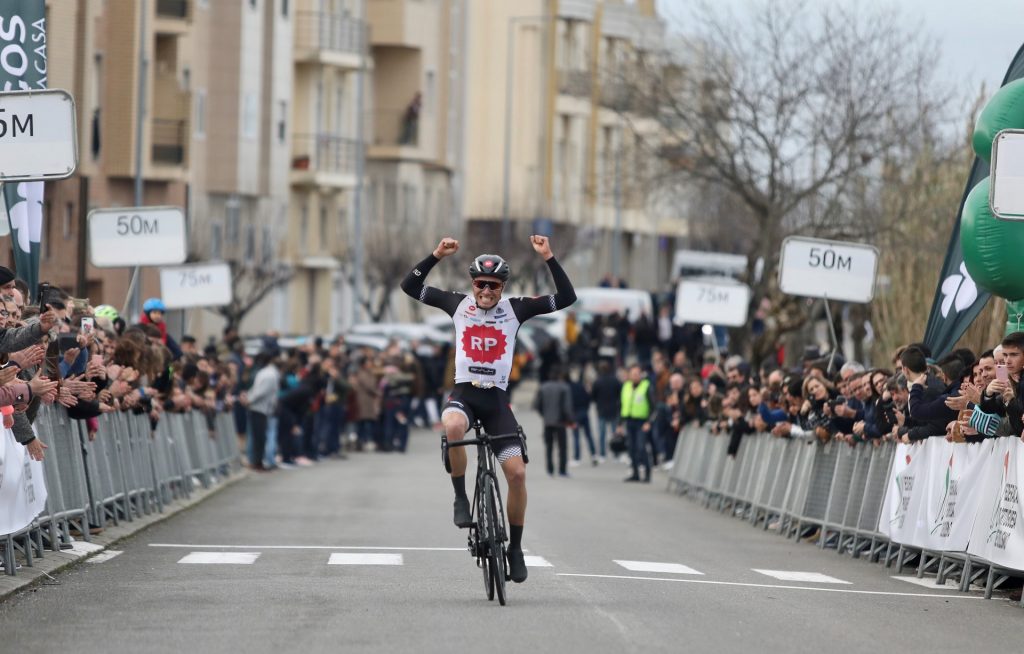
0;425;47;535
967;437;1024;569
880;443;923;542
914;439;990;551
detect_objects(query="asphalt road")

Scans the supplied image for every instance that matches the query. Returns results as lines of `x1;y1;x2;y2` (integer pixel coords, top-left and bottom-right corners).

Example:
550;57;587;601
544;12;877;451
1;409;1022;654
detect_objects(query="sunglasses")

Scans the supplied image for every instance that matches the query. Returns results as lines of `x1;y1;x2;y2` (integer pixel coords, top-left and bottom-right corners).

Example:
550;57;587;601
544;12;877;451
473;280;503;291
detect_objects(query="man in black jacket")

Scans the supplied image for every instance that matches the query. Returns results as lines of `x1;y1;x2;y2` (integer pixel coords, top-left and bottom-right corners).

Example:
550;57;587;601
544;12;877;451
590;361;621;460
901;346;951;441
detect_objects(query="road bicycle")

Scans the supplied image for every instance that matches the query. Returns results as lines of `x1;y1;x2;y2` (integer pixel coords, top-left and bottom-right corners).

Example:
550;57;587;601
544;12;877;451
442;421;527;606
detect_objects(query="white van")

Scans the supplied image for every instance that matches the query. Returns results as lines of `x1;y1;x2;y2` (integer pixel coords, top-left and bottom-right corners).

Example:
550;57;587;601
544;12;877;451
571;287;654;321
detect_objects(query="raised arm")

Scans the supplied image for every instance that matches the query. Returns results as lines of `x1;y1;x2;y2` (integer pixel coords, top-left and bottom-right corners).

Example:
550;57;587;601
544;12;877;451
400;237;465;317
511;235;577;322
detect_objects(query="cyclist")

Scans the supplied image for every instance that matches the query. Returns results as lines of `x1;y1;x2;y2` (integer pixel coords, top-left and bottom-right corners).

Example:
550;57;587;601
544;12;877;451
401;235;576;584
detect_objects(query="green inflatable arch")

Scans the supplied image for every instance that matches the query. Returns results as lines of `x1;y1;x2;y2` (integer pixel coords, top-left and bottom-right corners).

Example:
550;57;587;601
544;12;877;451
973;78;1024;162
961;176;1024;300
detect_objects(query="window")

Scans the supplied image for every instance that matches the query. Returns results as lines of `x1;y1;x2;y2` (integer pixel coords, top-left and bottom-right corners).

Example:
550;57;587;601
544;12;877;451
278;100;287;143
262;226;273;264
211;223;223;259
333;84;344;135
245;225;256;260
300;203;309;249
195;89;206;137
282;0;289;17
319;203;327;246
249;0;258;8
243;92;258;140
226;197;240;242
425;71;435;114
63;202;73;239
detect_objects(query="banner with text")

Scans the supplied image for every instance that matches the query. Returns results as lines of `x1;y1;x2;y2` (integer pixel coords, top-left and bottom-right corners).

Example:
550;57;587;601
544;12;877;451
0;0;48;299
0;423;47;536
967;437;1024;569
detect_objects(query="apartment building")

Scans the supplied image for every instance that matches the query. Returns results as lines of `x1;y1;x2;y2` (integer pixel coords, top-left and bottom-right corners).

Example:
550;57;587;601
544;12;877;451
36;0;295;341
462;0;683;292
363;0;466;320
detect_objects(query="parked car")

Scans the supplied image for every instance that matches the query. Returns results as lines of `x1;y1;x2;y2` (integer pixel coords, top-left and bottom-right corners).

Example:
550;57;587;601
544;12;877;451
348;322;450;345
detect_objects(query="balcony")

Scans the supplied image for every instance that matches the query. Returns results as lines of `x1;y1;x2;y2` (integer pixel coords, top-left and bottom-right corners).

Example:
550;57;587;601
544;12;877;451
291;133;359;188
155;0;189;34
367;0;430;49
600;78;632;112
294;11;366;69
366;107;425;161
151;119;187;165
558;68;591;98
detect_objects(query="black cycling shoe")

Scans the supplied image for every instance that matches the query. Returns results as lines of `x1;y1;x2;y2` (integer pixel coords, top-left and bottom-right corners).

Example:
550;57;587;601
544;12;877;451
453;496;472;528
507;548;528;583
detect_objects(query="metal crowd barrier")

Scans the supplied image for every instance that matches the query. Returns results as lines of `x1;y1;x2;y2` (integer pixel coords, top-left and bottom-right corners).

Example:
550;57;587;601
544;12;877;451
3;407;241;576
667;427;897;568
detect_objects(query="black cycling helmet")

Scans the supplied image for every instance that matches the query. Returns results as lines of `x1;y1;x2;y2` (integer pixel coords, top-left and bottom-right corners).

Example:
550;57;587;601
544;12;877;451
469;254;511;282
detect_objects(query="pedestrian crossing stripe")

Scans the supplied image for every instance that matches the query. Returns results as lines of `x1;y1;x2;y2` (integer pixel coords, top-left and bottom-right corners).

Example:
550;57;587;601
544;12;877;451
752;570;851;584
524;555;552;567
613;560;703;575
328;553;403;566
178;552;261;564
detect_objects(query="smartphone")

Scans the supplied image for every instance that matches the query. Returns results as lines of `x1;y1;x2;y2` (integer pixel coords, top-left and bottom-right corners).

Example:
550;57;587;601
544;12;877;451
37;282;50;310
997;364;1008;382
81;316;94;335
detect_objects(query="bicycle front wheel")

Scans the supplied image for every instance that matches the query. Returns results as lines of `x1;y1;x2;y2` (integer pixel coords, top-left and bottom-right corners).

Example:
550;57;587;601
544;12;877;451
477;479;495;601
483;475;507;606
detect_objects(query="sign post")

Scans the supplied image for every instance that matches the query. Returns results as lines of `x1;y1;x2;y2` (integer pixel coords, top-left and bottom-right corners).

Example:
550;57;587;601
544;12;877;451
87;206;188;268
159;262;233;309
0;89;78;182
779;236;879;366
990;129;1024;221
674;279;751;328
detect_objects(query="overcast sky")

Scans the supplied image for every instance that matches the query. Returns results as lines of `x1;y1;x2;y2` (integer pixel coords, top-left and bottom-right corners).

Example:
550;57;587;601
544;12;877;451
657;0;1023;94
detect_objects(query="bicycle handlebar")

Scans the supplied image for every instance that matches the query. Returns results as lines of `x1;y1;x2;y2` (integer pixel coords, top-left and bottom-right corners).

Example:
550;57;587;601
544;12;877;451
445;432;522;449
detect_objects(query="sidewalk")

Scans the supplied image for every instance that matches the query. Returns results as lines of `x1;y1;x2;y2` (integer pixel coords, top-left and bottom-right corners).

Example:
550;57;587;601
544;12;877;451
0;471;248;601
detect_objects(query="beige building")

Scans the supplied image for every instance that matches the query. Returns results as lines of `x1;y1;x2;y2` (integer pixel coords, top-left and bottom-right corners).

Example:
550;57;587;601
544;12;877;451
282;0;365;336
362;0;466;322
462;0;682;292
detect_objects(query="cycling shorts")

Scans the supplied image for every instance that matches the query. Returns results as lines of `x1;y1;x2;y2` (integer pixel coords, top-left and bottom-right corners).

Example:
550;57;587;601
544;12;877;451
442;383;524;463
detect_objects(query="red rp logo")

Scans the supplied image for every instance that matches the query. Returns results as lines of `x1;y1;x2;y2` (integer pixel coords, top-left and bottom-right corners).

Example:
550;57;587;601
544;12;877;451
461;324;507;364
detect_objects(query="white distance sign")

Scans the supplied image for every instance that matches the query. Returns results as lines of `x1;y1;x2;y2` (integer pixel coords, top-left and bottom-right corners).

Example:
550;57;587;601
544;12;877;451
0;89;78;181
160;263;233;309
990;129;1024;221
88;207;187;267
779;237;879;303
675;279;751;327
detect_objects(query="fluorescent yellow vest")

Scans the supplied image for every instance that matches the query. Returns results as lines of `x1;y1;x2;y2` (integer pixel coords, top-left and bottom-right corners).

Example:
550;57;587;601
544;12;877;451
620;379;651;419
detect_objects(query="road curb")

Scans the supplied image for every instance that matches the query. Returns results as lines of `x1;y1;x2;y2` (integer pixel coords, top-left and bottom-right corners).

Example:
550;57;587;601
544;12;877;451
0;471;249;602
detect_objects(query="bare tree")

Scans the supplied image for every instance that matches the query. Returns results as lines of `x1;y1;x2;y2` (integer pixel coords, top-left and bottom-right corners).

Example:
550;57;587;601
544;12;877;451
208;261;294;332
622;0;948;362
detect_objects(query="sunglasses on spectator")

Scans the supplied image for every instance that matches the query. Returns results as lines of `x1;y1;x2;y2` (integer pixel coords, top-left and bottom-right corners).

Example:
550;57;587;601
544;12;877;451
472;280;503;291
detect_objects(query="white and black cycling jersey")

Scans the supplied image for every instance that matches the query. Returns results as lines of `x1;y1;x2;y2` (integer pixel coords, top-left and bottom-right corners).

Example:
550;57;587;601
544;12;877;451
401;253;577;391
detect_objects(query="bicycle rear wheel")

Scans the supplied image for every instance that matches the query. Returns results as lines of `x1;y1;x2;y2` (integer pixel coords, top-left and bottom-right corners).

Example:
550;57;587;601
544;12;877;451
483;475;507;605
477;480;495;601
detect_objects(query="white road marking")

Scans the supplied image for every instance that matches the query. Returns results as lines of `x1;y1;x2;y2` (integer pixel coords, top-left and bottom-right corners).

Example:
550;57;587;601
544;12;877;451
150;544;463;551
86;550;123;563
328;553;403;566
524;556;553;567
891;575;974;591
67;541;105;556
557;573;983;599
178;552;261;564
614;560;703;575
752;570;851;584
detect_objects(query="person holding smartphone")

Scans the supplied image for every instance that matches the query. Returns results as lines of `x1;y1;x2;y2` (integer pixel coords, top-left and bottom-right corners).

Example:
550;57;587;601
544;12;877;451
977;333;1024;438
